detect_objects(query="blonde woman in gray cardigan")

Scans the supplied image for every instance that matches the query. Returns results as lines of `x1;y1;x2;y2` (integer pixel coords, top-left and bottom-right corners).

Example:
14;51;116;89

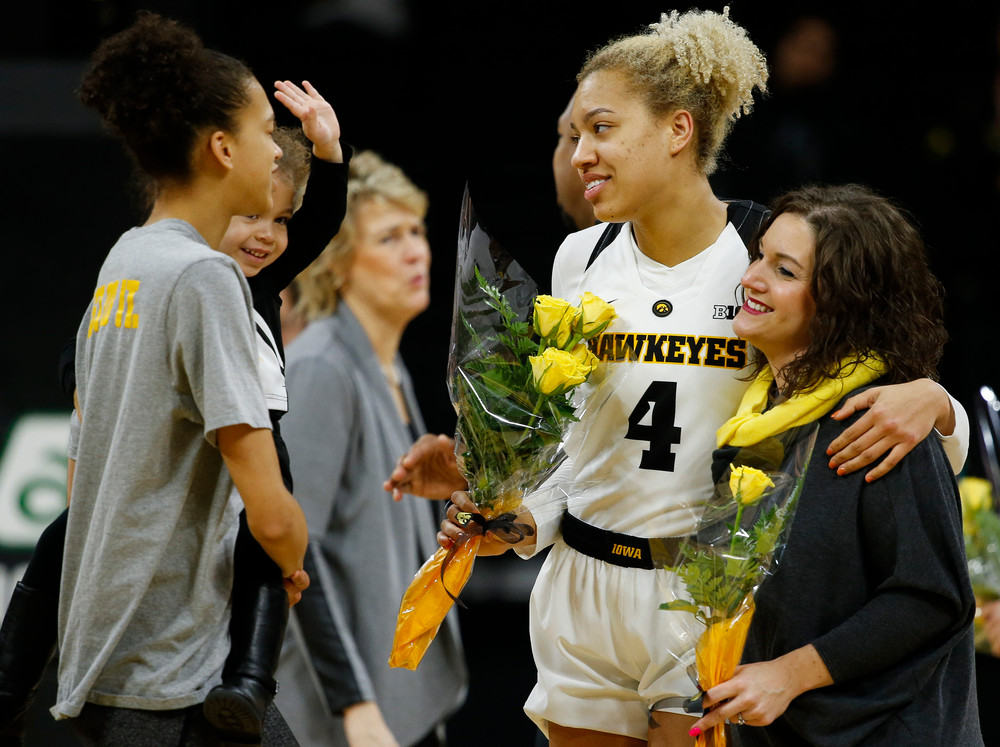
273;151;467;747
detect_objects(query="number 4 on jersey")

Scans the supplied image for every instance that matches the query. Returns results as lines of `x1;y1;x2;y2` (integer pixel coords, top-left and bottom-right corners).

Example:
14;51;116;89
625;381;682;472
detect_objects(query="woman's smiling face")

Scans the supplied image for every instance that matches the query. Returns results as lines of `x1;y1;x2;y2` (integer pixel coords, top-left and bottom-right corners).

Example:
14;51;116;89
733;212;817;374
569;69;681;225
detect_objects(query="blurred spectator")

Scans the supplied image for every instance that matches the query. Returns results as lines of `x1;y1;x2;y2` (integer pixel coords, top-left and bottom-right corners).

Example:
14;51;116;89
274;151;467;747
279;283;308;347
713;14;842;205
552;92;597;232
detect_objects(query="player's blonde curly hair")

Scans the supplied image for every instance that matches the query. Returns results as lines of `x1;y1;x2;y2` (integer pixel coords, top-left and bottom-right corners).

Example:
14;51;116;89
295;150;428;320
579;6;768;174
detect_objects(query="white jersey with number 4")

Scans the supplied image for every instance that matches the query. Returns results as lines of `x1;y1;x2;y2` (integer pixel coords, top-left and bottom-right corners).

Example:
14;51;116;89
532;220;752;543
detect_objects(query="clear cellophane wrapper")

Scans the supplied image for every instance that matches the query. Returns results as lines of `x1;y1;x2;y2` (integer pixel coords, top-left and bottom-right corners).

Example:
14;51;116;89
661;423;819;746
389;187;619;670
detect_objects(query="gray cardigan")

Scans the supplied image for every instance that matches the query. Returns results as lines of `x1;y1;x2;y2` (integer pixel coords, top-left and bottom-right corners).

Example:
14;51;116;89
273;304;467;747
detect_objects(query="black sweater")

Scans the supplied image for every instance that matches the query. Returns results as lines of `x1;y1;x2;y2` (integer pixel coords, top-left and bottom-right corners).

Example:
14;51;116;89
730;386;982;746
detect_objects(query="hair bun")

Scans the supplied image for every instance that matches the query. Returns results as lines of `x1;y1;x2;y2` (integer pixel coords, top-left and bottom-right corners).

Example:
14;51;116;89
79;12;202;133
78;10;252;180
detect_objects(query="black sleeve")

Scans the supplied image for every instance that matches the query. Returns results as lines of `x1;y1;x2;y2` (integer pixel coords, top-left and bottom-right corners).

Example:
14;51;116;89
811;436;975;684
267;142;353;292
58;337;76;405
294;547;369;712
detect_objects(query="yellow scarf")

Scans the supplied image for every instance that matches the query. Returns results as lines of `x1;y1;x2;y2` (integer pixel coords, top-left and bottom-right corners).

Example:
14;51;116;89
717;356;887;447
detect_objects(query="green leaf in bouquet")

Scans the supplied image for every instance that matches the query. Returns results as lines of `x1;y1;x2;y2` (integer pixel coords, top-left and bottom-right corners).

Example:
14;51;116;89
474;266;522;328
472;364;533;404
498;330;536;361
660;600;702;615
725;554;754;583
751;504;787;559
544;396;579;423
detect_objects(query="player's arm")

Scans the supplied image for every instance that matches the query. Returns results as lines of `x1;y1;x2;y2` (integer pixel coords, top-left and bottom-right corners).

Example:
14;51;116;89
218;423;308;578
826;379;967;481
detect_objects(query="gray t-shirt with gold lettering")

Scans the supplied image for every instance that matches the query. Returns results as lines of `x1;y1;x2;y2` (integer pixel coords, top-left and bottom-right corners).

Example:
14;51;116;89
53;219;270;719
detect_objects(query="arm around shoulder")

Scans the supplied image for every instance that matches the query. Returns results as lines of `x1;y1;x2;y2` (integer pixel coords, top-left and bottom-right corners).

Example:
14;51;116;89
935;386;969;474
827;378;968;481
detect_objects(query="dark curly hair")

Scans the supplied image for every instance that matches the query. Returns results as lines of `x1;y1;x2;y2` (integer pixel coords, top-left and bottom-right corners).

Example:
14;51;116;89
742;184;947;394
78;11;255;181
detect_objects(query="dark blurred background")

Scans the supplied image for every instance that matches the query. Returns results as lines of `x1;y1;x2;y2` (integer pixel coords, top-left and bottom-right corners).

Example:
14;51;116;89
2;0;1000;744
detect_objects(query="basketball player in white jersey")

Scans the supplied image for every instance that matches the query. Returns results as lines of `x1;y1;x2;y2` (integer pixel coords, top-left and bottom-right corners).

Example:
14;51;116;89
392;9;968;746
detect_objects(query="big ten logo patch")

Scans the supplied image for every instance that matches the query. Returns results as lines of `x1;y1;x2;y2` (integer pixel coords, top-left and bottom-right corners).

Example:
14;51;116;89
713;305;739;320
0;413;71;554
88;279;140;338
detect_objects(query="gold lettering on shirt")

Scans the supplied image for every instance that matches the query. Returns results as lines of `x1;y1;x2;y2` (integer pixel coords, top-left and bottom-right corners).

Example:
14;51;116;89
611;543;643;559
590;332;746;370
88;279;141;337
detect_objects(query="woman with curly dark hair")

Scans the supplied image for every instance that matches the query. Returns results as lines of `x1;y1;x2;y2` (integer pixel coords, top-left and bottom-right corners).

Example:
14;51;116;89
0;11;309;746
690;184;982;745
738;185;948;393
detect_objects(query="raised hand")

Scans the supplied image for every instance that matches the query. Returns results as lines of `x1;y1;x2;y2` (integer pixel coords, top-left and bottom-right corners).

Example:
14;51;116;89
274;79;343;163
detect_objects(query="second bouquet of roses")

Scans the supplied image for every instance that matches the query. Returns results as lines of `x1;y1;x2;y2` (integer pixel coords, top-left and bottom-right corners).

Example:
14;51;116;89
959;476;1000;653
661;427;817;747
389;191;615;670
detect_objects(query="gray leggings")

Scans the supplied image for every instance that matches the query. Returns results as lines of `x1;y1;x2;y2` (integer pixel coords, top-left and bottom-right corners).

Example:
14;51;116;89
70;702;298;746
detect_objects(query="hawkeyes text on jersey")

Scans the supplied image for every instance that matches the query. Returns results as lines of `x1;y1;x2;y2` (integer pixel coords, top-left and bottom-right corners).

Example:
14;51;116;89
588;332;747;370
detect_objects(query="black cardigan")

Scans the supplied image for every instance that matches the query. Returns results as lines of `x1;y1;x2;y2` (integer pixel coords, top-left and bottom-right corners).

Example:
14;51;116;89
730;386;981;746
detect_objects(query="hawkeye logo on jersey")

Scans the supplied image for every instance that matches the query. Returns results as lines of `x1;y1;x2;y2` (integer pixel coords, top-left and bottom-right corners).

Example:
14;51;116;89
652;299;673;317
713;304;740;320
87;279;141;338
588;331;746;369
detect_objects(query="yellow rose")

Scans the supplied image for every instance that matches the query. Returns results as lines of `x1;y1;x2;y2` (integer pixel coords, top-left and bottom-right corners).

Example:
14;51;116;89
568;343;599;376
574;291;617;339
529;347;590;395
533;295;578;348
960;476;993;536
729;465;774;507
961;476;993;515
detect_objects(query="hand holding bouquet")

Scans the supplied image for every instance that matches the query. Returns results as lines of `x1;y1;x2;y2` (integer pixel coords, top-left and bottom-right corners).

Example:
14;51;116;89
389;191;615;670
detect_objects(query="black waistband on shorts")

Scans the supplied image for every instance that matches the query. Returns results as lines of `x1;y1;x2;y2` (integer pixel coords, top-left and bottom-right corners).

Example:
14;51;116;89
560;511;689;570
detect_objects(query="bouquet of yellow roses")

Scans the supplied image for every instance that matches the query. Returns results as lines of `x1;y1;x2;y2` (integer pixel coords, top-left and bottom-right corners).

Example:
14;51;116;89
389;190;616;670
959;476;1000;653
662;426;817;747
